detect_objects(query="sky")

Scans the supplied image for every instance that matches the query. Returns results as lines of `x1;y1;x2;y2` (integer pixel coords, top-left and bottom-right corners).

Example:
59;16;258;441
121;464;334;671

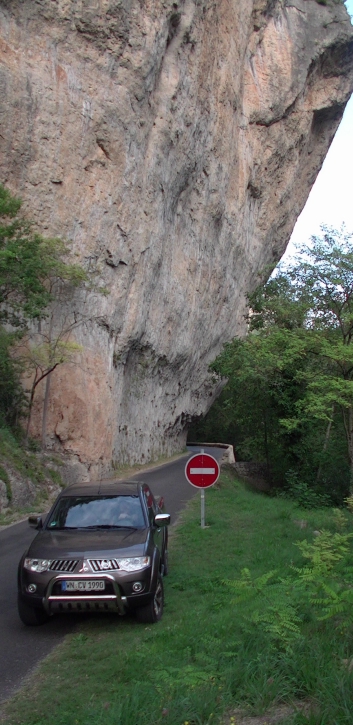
283;0;353;258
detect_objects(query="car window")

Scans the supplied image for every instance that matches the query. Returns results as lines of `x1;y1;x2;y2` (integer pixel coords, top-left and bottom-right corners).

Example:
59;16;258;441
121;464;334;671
46;495;145;529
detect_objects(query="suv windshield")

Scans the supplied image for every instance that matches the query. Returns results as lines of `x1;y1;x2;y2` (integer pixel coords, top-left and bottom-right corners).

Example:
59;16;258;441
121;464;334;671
46;495;145;530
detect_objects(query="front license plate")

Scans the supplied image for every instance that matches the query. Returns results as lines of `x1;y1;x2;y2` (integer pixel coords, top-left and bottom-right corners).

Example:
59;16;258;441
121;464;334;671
61;580;105;592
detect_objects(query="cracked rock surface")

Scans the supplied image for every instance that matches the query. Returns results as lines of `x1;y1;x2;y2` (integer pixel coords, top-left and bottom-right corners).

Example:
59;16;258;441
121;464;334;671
0;0;352;475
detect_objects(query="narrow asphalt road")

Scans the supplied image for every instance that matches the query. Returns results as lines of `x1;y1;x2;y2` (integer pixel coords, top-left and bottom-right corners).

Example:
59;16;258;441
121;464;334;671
0;445;224;704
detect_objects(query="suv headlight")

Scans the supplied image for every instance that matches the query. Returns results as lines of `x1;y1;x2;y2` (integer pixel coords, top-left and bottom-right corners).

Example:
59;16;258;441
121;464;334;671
116;557;150;572
24;558;52;573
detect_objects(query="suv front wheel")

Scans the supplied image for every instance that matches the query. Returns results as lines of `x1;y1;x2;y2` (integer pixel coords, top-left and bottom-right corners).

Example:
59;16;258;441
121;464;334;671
135;575;164;624
18;595;50;626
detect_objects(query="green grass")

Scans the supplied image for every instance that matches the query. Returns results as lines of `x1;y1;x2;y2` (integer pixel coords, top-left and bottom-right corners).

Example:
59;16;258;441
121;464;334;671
4;470;353;725
0;426;64;525
0;462;12;502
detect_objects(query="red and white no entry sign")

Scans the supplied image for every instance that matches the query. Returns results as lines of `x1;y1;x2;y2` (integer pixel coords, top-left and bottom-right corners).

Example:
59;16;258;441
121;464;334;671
185;452;220;489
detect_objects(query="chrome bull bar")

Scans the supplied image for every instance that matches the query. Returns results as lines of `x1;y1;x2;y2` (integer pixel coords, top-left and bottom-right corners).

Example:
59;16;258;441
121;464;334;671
43;573;127;615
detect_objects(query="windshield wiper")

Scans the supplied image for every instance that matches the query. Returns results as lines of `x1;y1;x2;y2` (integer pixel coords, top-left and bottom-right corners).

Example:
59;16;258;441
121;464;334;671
80;524;137;530
47;524;139;531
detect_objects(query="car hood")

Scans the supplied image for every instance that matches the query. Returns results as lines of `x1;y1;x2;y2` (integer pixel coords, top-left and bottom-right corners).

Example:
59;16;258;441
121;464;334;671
26;528;149;559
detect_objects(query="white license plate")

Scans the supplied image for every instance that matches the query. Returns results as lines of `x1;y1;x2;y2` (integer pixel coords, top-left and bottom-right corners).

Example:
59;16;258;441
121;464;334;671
62;580;105;592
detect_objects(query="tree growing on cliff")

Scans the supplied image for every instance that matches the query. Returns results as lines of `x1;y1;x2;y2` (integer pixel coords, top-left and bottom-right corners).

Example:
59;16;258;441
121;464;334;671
0;185;86;327
0;184;90;438
21;332;83;444
19;259;90;446
0;328;26;428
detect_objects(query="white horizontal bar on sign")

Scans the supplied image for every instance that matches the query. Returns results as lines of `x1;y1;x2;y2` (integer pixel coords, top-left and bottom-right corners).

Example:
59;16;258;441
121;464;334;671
190;468;216;474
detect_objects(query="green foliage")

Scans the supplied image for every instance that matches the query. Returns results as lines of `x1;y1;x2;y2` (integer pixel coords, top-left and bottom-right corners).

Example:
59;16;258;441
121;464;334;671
224;568;302;651
0;426;55;520
0;185;21;216
0;462;12;502
0;184;91;441
0;327;25;427
281;470;331;509
293;512;353;629
226;508;353;656
190;226;353;503
0;184;88;327
46;468;62;487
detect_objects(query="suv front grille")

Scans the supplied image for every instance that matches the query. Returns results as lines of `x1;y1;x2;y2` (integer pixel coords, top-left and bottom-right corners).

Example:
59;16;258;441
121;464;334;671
88;559;120;572
49;559;79;572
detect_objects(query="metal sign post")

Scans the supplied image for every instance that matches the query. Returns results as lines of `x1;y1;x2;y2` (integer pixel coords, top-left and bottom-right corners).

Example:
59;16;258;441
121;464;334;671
201;488;205;528
185;448;220;528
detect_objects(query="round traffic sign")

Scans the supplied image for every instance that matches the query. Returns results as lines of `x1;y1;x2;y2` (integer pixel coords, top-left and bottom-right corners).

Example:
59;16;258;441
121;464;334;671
185;453;220;489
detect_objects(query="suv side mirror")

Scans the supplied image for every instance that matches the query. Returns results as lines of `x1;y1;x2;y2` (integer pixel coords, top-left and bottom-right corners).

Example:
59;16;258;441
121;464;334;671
28;515;43;529
154;513;170;527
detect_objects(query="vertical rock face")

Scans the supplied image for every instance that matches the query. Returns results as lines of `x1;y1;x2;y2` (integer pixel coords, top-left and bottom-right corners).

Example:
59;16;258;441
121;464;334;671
0;0;353;473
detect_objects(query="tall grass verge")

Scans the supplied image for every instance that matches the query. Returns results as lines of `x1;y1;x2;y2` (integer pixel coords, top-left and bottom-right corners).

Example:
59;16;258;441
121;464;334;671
4;470;353;725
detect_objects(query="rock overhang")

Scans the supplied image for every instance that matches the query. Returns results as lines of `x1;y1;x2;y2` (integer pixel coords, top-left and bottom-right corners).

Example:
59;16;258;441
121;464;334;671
0;0;352;473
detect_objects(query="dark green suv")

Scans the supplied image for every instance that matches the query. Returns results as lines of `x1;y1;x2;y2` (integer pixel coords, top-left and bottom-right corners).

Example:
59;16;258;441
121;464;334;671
18;480;170;626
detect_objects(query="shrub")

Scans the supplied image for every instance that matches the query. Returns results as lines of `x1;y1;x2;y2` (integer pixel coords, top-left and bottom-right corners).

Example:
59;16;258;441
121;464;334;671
281;469;331;509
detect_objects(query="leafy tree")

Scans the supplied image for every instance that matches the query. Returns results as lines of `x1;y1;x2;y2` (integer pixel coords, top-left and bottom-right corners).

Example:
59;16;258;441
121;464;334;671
20;334;83;443
0;185;86;327
0;328;25;427
191;226;353;501
205;324;310;485
0;184;90;439
282;227;353;491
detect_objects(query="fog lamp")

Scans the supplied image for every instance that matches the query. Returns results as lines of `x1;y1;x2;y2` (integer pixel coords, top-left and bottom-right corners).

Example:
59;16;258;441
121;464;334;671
132;582;143;593
27;584;37;593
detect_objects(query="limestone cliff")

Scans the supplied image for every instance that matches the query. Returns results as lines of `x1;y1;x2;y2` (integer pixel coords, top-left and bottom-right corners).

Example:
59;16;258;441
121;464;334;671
0;0;353;476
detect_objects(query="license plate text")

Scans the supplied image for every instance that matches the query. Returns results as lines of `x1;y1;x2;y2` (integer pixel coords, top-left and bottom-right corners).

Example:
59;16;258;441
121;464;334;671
62;580;105;592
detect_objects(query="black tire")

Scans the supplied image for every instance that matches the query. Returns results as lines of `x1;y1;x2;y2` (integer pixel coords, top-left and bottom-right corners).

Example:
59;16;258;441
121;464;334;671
18;596;50;626
135;575;164;624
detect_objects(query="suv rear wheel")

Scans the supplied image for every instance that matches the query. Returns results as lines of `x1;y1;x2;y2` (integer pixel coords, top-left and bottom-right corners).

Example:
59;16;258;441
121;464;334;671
135;575;164;624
